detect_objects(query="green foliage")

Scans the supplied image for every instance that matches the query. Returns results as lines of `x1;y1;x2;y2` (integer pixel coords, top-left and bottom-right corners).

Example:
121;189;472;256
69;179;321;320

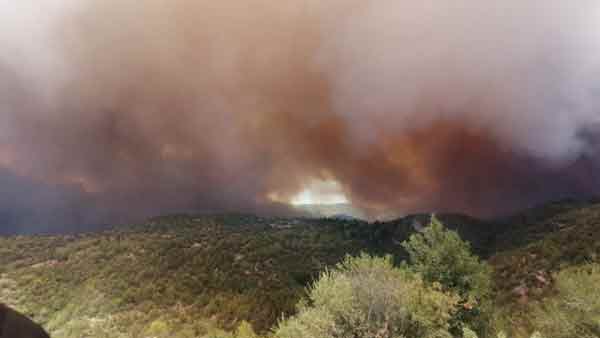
491;202;600;299
532;264;600;338
489;202;600;336
0;215;409;338
208;321;260;338
145;319;171;337
235;321;258;338
402;215;493;300
275;253;459;338
402;215;493;336
462;327;479;338
2;201;600;338
462;328;543;338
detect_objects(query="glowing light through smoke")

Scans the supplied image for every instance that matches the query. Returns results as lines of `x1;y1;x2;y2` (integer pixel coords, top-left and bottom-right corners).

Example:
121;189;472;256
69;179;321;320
2;0;600;233
291;180;349;205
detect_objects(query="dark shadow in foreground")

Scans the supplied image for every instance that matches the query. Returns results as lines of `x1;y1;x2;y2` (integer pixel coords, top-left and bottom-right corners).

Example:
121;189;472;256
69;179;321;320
0;304;50;338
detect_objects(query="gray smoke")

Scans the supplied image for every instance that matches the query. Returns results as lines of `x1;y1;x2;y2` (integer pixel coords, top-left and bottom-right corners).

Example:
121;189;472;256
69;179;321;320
1;0;600;233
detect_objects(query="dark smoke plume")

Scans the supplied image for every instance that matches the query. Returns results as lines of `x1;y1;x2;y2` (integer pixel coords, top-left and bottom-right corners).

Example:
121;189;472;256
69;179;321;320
1;0;600;233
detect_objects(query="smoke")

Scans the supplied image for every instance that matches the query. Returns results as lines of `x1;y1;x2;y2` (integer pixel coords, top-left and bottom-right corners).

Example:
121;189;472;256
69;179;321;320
1;0;600;232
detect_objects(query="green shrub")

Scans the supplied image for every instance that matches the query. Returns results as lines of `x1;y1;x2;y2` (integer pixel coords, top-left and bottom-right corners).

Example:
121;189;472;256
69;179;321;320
462;328;543;338
402;215;493;336
236;321;258;338
532;263;600;338
462;327;479;338
145;319;171;337
402;215;493;301
275;253;459;338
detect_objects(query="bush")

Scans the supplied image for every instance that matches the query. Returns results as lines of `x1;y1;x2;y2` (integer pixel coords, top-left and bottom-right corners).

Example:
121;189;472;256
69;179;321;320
532;263;600;338
462;328;543;338
402;215;493;336
235;321;258;338
145;319;171;337
275;253;459;338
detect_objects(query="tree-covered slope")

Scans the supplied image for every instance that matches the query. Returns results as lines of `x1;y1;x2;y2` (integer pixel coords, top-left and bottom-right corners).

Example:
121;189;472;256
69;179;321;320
0;215;405;337
1;200;599;338
489;201;600;315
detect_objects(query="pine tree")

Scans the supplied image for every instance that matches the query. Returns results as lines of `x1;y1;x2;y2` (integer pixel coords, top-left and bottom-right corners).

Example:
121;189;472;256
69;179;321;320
402;215;493;336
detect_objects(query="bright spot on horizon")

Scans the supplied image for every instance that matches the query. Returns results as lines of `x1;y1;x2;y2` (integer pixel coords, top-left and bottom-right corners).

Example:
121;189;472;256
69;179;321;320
291;179;349;205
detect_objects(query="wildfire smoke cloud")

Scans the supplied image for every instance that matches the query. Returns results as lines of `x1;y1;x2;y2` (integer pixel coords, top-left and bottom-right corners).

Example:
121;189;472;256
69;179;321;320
1;0;600;232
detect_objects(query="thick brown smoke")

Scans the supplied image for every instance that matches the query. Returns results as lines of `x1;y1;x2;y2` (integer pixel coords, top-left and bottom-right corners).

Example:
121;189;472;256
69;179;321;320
1;0;600;233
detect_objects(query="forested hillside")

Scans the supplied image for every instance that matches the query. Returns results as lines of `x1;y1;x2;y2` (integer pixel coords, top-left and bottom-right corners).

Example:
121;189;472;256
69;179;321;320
1;200;599;338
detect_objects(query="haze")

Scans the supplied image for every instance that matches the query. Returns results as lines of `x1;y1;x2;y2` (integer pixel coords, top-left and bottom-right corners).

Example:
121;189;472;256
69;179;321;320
1;0;600;233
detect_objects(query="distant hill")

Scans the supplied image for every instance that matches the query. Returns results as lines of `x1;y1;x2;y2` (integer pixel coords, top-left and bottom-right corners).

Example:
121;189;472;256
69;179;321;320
293;203;366;220
0;200;599;337
490;200;600;298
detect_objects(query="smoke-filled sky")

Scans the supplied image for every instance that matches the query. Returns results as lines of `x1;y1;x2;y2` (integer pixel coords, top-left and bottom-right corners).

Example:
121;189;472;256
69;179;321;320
1;0;600;233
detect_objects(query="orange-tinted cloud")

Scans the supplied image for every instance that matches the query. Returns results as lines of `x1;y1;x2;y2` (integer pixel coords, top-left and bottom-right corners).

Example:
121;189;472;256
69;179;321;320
0;0;600;232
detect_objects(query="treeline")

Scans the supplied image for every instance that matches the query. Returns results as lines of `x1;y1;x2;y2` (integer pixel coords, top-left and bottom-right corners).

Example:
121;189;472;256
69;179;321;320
212;217;600;338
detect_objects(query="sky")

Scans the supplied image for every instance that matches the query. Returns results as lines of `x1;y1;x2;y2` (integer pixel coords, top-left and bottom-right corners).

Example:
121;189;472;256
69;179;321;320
1;0;600;233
